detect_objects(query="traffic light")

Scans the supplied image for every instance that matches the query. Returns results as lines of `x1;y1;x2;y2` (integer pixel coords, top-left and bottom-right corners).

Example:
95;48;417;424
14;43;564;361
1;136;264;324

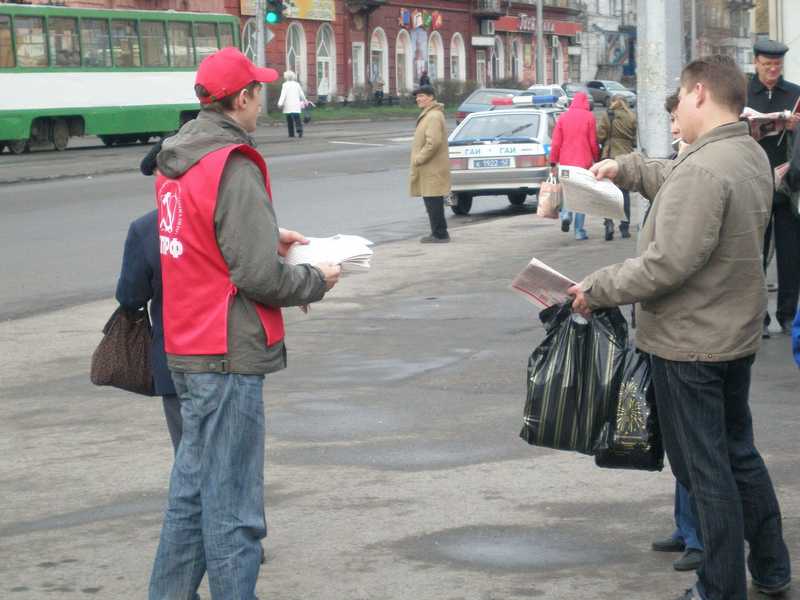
265;0;285;24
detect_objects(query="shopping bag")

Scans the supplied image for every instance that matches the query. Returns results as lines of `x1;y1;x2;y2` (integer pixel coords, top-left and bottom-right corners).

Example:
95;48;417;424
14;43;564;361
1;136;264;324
594;348;664;471
536;174;562;219
90;306;154;396
520;302;628;455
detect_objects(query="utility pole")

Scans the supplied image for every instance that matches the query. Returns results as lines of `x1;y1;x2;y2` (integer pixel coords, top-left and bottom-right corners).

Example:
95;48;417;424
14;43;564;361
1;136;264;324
256;0;269;116
636;0;682;159
536;0;544;84
690;0;697;60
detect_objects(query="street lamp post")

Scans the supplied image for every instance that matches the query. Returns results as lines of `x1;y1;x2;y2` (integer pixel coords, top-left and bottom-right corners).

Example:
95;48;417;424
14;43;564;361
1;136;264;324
536;0;544;84
256;0;269;116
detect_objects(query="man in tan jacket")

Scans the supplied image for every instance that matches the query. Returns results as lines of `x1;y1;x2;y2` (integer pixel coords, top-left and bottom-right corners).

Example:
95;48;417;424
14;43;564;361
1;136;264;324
409;85;451;243
570;57;791;600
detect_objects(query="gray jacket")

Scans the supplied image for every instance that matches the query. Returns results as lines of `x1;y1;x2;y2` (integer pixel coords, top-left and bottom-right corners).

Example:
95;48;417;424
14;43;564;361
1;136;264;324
157;110;326;375
580;121;771;362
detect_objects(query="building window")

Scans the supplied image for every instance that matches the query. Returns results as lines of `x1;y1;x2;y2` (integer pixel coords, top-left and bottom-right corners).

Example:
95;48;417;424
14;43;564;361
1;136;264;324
491;36;505;81
551;37;563;84
369;27;388;93
14;16;47;68
511;39;523;82
427;30;443;81
396;29;413;94
316;23;336;98
476;49;486;87
352;42;365;87
286;22;307;87
450;33;465;81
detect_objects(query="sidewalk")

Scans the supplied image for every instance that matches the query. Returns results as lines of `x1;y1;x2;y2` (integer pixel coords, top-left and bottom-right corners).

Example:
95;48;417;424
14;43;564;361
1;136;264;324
0;213;797;599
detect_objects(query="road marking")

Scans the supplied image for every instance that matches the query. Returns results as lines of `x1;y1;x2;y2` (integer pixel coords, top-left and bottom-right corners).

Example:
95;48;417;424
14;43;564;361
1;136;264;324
387;137;413;142
329;141;385;147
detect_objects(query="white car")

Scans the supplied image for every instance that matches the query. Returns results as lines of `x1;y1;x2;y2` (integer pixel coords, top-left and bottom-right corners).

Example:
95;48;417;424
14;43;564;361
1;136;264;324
447;97;563;215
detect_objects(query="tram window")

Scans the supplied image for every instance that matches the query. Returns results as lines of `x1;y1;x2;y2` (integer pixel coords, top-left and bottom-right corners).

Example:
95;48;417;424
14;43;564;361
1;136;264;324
219;23;234;49
81;19;111;67
141;21;168;67
194;23;218;62
111;19;141;67
49;17;80;67
168;22;193;67
15;16;47;67
0;16;13;67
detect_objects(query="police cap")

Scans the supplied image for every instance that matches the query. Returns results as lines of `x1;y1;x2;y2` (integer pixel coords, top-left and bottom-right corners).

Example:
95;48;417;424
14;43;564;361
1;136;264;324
753;39;789;58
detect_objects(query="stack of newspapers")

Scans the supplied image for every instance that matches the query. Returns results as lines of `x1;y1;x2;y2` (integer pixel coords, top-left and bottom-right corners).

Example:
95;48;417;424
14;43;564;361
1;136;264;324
284;234;374;273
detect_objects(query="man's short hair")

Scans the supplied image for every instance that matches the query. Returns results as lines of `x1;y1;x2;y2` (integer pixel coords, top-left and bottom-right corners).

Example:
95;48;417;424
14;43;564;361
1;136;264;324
680;55;747;114
194;81;261;112
664;91;680;114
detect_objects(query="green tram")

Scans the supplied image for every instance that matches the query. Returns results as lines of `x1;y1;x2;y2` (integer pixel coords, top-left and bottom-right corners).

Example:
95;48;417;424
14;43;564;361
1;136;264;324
0;3;240;153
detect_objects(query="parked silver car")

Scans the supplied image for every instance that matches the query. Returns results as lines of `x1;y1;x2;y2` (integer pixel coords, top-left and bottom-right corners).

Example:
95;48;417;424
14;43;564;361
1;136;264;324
447;100;563;215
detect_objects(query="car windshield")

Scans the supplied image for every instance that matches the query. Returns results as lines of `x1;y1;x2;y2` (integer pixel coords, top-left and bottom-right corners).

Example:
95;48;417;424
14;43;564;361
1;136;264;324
564;84;587;93
604;81;626;91
452;113;542;143
467;90;516;104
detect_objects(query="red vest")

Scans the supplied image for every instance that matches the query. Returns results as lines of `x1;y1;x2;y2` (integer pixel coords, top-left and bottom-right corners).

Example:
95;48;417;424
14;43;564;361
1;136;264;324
157;144;285;355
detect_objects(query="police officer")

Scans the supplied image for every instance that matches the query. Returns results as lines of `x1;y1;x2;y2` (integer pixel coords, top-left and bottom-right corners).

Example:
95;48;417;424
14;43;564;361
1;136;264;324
747;39;800;338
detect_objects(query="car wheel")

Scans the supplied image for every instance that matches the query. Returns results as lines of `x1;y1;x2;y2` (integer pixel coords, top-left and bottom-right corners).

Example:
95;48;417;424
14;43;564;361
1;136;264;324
508;192;526;206
450;193;472;215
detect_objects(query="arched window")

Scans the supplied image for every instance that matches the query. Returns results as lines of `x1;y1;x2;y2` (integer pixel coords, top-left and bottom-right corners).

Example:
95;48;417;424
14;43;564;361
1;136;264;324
491;36;505;81
450;32;466;81
286;22;307;88
511;39;523;82
315;24;336;98
369;27;388;93
427;31;444;81
395;29;413;94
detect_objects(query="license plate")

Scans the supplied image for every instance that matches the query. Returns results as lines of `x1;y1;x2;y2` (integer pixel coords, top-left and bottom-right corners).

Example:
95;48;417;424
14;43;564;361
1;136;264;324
471;158;512;169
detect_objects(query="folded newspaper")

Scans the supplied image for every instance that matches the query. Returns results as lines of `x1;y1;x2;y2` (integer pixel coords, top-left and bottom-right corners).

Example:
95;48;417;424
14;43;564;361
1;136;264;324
511;257;575;308
558;165;627;220
284;234;374;273
740;105;795;141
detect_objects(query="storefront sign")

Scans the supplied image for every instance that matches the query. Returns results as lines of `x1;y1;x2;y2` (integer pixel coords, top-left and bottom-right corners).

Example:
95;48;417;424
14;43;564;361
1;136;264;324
471;35;494;47
399;8;443;30
285;0;336;21
495;14;581;37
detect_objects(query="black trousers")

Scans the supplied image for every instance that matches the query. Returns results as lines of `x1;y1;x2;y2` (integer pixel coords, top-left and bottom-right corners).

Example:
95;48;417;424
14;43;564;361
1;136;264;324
604;189;631;230
285;113;303;138
764;197;800;327
423;196;448;238
650;355;790;600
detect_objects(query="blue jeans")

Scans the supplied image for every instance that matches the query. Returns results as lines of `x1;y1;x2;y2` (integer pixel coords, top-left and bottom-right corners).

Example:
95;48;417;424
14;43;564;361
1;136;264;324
671;480;702;551
149;372;267;600
650;355;790;600
560;210;587;239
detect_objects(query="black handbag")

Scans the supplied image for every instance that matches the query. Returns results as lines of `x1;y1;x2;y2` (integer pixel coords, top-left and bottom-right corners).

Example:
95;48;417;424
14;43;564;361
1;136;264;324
520;302;628;455
594;348;664;471
90;306;154;396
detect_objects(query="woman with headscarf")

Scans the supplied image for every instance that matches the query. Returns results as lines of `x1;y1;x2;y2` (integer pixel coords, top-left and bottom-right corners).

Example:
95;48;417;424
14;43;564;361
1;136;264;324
277;70;307;139
596;95;637;240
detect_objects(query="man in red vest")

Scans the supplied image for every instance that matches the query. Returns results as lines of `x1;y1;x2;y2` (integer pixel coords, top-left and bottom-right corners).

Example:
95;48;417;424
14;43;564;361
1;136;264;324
149;47;340;599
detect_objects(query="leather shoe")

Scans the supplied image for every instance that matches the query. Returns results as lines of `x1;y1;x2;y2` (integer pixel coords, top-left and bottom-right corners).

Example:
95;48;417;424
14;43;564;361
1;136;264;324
673;548;703;571
652;537;685;553
676;585;703;600
752;577;791;596
420;234;450;244
561;218;571;232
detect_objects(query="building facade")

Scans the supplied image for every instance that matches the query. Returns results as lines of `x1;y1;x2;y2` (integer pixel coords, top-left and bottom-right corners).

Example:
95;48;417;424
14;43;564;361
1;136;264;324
579;0;636;84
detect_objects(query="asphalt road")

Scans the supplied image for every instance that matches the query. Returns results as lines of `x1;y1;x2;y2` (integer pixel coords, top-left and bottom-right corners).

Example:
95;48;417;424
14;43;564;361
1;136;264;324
0;119;530;321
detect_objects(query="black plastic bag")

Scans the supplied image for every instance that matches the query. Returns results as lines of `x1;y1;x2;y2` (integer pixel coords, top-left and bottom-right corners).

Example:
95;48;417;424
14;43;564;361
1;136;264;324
594;348;664;471
520;302;628;455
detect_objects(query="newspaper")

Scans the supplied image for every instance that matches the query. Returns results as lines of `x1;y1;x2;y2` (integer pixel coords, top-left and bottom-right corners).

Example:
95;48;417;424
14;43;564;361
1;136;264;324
740;105;794;141
284;234;374;273
511;257;576;308
558;165;627;220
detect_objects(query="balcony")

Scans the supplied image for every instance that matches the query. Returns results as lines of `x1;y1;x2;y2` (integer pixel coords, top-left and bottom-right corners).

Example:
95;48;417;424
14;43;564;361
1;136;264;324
474;0;505;18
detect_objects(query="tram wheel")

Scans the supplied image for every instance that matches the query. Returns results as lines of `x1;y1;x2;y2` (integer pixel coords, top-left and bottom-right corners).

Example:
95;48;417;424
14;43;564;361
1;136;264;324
8;139;28;155
52;118;70;151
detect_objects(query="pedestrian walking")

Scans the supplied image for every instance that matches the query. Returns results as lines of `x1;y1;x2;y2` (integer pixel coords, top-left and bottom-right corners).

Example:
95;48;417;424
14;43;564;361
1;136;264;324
409;84;451;243
277;70;306;138
746;39;800;338
419;69;431;87
569;55;791;600
113;140;185;455
596;95;636;240
648;92;704;575
550;91;599;240
147;47;341;600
